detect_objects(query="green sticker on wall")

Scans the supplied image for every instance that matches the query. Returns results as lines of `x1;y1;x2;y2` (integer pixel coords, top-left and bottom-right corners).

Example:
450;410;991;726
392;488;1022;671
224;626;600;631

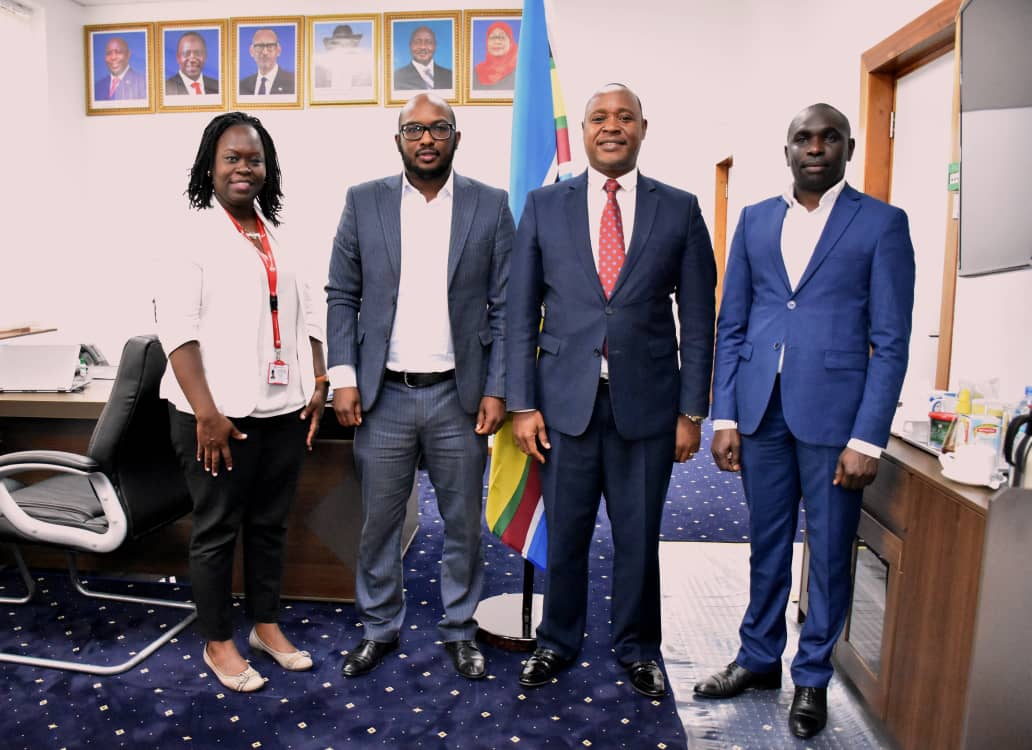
947;162;960;192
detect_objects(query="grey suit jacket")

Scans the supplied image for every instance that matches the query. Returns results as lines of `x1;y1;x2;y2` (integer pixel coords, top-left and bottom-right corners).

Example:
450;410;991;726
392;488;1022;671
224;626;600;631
393;62;453;90
325;172;514;415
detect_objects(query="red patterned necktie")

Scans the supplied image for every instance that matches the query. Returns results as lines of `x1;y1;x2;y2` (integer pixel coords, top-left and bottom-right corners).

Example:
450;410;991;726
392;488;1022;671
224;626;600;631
598;178;625;298
191;81;202;94
108;77;120;98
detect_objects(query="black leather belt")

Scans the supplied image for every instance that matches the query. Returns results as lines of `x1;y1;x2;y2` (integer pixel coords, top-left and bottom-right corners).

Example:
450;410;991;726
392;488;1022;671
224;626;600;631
384;369;455;388
599;377;610;387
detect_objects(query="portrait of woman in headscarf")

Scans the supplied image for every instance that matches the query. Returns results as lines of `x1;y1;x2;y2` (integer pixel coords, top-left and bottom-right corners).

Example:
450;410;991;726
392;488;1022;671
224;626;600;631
472;20;518;90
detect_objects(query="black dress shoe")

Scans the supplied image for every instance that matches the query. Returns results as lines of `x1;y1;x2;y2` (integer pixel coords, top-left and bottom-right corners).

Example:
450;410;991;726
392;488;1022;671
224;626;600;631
789;686;828;739
693;661;781;698
519;648;569;688
444;640;486;679
627;660;667;698
340;638;399;677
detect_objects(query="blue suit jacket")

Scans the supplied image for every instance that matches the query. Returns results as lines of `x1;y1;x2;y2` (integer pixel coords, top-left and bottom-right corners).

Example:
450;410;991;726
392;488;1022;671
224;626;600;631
507;171;716;440
325;172;514;415
711;184;915;448
94;67;147;101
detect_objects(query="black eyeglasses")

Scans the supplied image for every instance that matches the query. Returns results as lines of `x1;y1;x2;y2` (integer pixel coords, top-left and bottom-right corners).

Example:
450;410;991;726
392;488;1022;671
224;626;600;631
399;122;455;141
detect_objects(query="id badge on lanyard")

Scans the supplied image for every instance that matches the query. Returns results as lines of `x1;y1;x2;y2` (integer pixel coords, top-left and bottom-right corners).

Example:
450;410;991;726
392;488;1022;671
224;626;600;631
226;210;289;386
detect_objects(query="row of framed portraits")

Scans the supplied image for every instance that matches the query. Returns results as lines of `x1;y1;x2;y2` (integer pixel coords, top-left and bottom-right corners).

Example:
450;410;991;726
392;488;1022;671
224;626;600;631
86;10;521;116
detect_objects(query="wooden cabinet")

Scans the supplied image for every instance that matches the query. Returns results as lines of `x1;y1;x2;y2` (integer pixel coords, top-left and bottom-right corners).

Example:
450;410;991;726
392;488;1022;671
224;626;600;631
801;438;1032;749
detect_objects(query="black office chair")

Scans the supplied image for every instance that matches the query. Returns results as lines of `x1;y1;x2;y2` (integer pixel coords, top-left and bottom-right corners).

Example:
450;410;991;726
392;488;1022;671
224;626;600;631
0;334;196;674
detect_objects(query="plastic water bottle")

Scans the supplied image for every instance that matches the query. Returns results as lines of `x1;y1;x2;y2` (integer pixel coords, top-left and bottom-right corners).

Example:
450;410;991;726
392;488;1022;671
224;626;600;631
1017;386;1032;418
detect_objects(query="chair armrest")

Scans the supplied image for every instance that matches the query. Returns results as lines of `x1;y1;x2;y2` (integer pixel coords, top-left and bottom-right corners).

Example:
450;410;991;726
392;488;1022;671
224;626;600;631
0;451;99;476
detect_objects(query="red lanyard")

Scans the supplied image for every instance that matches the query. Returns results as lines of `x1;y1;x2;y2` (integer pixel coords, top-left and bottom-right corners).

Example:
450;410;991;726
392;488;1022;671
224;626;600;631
225;210;283;362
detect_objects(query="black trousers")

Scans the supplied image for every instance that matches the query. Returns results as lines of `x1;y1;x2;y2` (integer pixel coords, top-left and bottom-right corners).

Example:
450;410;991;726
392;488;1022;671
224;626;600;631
169;406;307;641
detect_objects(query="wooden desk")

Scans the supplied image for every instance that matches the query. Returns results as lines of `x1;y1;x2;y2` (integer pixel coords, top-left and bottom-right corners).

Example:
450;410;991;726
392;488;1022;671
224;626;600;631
0;381;419;602
799;438;1032;749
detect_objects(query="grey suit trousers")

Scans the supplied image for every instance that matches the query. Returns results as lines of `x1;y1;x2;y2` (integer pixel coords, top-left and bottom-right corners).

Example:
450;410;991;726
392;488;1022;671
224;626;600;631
352;378;486;642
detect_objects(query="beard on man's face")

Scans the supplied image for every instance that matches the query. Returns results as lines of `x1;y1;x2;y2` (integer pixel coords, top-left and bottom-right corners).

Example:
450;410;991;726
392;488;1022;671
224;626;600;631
398;141;454;181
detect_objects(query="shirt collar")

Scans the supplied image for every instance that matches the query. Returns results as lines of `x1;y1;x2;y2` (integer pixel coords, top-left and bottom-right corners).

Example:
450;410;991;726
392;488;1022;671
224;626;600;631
258;65;279;84
412;59;435;76
782;177;846;212
179;71;202;89
588;165;638;194
401;169;454;201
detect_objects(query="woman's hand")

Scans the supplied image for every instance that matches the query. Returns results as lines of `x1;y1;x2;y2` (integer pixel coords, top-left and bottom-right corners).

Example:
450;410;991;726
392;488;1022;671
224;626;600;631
195;412;247;476
301;382;328;450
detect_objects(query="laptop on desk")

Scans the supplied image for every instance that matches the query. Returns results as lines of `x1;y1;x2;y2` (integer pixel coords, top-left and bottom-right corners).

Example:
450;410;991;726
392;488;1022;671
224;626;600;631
0;344;90;393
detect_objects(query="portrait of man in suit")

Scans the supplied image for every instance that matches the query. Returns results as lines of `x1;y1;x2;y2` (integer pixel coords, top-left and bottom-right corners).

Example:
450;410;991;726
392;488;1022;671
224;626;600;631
239;28;295;96
507;83;717;700
694;103;915;740
165;31;219;96
326;93;513;682
93;35;148;102
393;25;453;91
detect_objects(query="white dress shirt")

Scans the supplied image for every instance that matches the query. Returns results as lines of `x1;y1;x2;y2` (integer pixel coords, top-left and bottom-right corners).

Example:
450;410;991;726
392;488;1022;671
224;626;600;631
178;71;204;94
713;179;882;458
587;166;637;378
253;65;279;95
412;60;436;88
328;172;456;389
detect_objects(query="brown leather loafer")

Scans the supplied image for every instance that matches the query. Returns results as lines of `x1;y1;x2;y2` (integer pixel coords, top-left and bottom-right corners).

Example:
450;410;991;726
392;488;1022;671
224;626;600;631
693;661;781;698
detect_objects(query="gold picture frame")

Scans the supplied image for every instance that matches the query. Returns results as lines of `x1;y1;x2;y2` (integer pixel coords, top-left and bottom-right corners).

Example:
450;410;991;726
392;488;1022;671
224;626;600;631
84;23;156;116
230;16;304;110
156;20;227;113
462;10;521;105
307;14;381;107
384;11;462;106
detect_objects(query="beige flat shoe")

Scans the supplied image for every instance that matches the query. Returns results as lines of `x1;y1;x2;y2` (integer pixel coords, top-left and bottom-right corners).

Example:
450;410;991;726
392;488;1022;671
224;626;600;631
248;627;313;671
203;644;265;693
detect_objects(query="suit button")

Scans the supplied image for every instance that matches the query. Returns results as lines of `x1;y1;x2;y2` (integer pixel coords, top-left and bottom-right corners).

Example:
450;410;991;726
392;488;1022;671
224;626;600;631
594;349;601;357
787;300;797;310
773;342;781;350
605;307;613;315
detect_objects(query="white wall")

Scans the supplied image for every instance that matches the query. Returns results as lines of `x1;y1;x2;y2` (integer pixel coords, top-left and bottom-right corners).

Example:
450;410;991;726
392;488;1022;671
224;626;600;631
3;0;1026;399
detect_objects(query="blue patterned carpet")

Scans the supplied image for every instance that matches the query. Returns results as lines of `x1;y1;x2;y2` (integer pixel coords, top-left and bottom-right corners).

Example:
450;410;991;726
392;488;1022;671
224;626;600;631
0;476;688;750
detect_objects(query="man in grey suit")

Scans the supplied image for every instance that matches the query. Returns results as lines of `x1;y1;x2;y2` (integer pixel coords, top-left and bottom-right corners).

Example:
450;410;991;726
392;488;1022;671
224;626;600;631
165;32;219;95
326;93;513;680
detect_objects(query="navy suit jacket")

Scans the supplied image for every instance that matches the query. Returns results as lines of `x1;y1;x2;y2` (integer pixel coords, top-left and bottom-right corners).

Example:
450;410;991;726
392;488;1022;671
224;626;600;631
94;67;147;101
325;172;514;415
240;68;295;95
711;184;915;448
507;171;716;440
393;62;453;90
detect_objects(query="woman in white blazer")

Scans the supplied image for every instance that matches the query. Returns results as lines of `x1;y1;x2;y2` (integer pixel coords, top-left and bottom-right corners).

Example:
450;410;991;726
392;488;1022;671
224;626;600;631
157;112;327;693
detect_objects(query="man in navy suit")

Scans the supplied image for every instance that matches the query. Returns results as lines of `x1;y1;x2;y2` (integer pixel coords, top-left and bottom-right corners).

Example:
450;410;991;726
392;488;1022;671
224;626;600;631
507;84;716;698
94;37;147;101
326;93;513;681
393;26;453;91
694;103;915;739
239;29;295;95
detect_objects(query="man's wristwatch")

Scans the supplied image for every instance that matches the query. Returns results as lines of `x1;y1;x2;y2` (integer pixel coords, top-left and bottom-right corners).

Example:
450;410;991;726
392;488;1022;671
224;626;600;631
682;414;704;426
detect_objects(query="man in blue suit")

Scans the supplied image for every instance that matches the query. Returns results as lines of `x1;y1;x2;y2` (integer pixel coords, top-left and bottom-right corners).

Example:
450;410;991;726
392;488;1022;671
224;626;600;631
326;93;513;681
507;84;716;698
94;37;147;101
694;103;915;739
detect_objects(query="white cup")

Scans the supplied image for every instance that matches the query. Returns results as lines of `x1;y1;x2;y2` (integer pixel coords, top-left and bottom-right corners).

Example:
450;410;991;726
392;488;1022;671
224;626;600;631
901;418;931;444
939;443;997;485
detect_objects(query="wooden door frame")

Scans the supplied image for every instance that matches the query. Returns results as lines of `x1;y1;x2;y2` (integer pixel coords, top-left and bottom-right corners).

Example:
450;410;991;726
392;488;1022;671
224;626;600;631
713;155;733;313
860;0;962;390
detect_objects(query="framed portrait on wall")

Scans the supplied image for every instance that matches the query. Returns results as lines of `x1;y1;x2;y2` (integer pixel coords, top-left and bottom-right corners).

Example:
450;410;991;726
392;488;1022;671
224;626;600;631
230;16;304;109
84;23;155;115
463;10;521;104
307;14;380;106
156;20;227;113
384;11;461;106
